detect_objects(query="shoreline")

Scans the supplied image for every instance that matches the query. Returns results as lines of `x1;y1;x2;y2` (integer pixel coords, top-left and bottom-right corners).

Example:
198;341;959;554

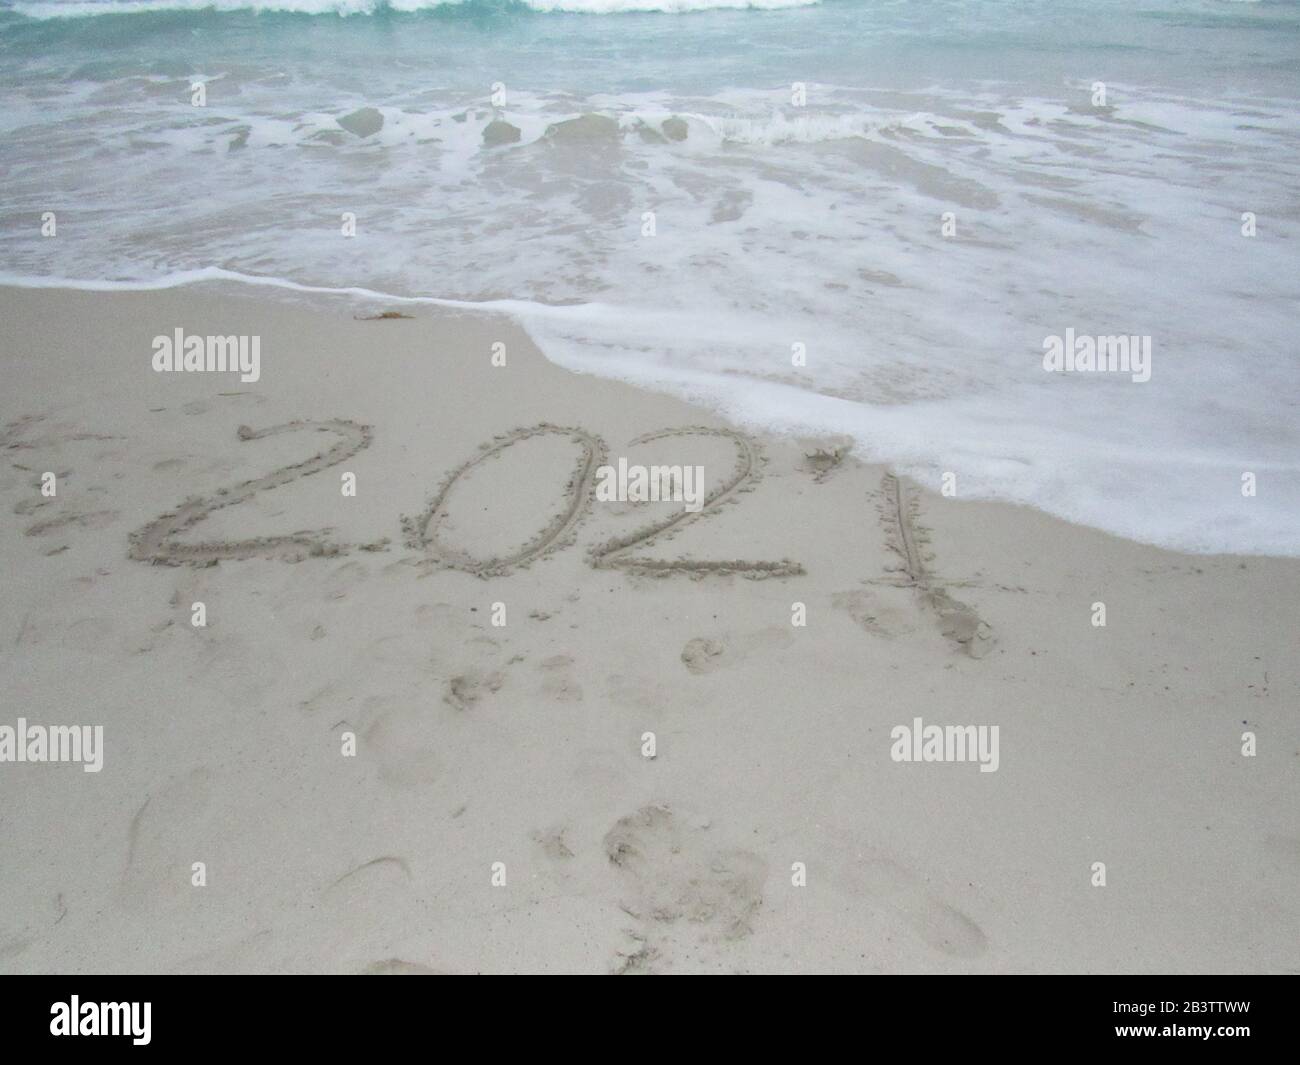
2;271;1293;561
1;283;1296;973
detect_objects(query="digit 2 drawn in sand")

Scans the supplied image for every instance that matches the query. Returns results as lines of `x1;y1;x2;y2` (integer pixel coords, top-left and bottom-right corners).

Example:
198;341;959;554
128;419;374;566
403;424;607;578
588;427;804;578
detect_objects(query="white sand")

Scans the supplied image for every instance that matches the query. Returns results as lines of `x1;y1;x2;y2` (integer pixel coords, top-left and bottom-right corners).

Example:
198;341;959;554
0;284;1296;973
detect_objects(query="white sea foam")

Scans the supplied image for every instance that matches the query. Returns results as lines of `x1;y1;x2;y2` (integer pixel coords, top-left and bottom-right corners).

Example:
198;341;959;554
2;14;1297;558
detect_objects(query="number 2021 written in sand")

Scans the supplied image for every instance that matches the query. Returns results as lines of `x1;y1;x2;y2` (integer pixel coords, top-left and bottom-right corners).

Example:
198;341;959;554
128;419;805;579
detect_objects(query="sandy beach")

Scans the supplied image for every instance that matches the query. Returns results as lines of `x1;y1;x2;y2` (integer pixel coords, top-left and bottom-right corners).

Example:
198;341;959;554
0;283;1295;974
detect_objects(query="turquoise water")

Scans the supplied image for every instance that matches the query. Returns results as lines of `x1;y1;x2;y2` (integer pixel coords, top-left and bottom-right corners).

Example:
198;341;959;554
3;1;1298;95
2;0;1299;553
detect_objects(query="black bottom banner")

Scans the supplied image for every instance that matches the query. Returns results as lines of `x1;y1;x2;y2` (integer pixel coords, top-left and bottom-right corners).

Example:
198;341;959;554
0;975;1290;1052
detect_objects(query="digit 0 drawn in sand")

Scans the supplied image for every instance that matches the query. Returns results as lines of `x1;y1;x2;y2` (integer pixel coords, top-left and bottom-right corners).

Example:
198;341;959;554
877;473;995;658
403;423;606;578
128;419;376;566
588;426;804;579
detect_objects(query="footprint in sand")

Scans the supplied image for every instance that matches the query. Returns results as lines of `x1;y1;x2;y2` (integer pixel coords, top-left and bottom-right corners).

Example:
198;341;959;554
363;709;442;787
121;768;214;910
610;930;660;976
361;958;444;975
0;892;67;966
413;602;465;629
680;626;794;675
0;935;32;963
321;559;369;601
168;570;212;617
831;588;918;639
533;826;576;861
604;671;677;714
443;669;505;712
603;804;768;970
538;654;583;703
61;616;134;656
924;589;996;660
840;853;988;959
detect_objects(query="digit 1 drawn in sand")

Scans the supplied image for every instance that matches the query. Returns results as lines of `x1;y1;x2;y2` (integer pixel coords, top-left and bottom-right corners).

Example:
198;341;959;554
878;473;995;658
588;427;804;578
403;423;607;578
128;419;375;566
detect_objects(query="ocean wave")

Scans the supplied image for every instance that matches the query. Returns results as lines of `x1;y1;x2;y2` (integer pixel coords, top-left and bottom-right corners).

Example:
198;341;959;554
3;0;820;19
4;10;1298;559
